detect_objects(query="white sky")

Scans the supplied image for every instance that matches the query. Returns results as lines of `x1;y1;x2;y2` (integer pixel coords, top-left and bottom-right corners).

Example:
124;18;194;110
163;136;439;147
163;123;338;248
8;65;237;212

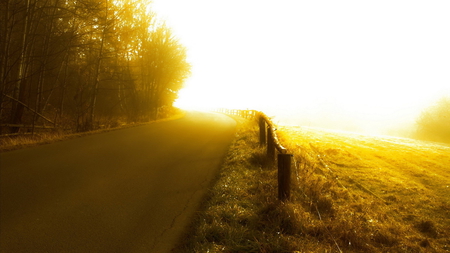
151;0;450;135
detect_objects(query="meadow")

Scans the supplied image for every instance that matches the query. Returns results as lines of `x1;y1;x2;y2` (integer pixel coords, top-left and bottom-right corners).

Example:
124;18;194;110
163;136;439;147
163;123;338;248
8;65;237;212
179;118;450;252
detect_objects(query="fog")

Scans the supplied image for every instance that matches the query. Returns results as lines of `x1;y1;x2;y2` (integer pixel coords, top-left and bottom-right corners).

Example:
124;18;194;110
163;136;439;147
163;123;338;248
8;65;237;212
152;0;450;137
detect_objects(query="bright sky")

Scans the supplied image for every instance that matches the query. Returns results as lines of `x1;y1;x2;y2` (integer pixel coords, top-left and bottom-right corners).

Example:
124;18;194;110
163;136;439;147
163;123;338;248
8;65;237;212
151;0;450;135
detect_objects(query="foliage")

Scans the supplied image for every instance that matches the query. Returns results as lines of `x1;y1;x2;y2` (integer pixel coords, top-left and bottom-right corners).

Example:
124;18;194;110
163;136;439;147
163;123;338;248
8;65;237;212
0;0;190;133
415;96;450;143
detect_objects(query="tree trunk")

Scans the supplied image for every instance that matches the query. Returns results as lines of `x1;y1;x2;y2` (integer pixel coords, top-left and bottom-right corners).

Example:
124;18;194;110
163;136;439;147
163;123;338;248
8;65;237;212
0;0;11;129
9;0;32;133
87;0;108;130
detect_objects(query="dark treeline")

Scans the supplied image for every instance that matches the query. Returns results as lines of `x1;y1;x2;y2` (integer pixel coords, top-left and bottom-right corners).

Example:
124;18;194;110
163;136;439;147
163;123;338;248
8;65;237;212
0;0;190;134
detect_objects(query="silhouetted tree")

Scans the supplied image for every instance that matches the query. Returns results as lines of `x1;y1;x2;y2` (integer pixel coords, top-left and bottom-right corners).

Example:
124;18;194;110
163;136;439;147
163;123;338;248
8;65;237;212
1;0;190;133
415;96;450;143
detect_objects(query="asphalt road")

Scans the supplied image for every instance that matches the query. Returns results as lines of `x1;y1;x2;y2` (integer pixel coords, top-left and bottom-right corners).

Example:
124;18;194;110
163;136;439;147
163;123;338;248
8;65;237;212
0;111;236;253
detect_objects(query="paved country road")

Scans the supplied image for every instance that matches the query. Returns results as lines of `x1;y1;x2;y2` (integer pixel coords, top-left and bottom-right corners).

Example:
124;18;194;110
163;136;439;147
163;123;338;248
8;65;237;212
0;112;236;253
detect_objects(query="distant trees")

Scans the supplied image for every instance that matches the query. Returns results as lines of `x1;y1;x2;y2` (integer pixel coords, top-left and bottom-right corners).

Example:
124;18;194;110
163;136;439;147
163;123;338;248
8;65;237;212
0;0;190;134
415;96;450;143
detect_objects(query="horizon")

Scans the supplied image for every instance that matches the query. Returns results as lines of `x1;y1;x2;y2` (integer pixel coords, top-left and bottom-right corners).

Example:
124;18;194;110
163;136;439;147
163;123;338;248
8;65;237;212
151;0;450;136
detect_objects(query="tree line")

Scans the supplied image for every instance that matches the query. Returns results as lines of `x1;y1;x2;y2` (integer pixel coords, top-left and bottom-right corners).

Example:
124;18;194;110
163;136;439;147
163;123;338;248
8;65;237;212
0;0;190;134
415;96;450;144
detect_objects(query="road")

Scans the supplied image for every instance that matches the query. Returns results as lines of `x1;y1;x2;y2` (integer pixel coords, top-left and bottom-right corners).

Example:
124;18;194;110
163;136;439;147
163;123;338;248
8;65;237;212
0;111;236;253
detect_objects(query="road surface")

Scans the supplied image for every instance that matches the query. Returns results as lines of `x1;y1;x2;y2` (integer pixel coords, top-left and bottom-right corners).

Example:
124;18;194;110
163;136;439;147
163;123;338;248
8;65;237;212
0;111;236;252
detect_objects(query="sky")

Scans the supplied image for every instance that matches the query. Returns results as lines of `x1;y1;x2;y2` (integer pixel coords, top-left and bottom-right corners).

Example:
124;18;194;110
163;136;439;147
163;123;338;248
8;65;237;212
150;0;450;135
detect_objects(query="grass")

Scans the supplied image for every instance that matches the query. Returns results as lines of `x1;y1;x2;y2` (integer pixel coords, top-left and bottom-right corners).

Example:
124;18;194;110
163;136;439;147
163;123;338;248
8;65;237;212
0;110;185;152
280;126;450;252
177;118;450;252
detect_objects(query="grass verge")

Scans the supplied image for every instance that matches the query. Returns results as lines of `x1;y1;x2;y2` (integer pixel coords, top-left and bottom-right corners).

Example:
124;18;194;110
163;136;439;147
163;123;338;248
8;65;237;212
176;118;335;252
177;118;450;252
0;110;185;153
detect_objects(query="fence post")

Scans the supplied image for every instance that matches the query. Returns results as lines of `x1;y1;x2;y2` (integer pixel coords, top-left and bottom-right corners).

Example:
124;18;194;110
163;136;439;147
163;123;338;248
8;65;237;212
259;116;266;146
278;153;292;201
267;128;275;163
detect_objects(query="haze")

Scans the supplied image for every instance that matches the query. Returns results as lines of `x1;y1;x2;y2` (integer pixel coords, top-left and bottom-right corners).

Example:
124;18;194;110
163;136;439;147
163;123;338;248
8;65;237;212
152;0;450;136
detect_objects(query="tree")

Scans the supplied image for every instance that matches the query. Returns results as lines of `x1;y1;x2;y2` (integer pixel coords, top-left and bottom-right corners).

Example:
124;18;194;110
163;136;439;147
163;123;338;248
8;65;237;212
137;25;190;120
415;96;450;143
1;0;80;132
0;0;190;134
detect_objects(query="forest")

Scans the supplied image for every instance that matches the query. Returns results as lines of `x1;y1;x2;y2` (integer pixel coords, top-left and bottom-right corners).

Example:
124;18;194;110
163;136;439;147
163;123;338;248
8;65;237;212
0;0;190;134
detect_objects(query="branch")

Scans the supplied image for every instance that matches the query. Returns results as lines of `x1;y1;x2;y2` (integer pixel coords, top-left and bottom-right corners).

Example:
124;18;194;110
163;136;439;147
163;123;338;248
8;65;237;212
2;93;55;125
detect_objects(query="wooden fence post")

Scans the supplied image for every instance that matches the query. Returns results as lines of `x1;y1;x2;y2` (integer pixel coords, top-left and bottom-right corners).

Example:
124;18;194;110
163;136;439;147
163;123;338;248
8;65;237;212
278;153;292;201
259;116;266;146
267;128;275;163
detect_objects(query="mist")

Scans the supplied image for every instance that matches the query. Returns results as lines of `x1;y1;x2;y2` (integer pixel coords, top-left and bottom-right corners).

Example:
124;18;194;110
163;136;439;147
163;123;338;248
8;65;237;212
154;0;450;138
261;105;418;138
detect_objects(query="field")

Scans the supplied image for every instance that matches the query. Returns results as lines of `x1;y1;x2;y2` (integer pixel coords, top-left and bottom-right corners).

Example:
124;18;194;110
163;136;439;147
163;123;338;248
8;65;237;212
279;125;450;252
179;119;450;252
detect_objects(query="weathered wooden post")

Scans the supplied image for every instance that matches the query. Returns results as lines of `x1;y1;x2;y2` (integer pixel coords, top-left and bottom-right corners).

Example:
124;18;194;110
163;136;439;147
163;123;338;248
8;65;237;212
267;127;275;163
278;153;292;201
259;116;266;146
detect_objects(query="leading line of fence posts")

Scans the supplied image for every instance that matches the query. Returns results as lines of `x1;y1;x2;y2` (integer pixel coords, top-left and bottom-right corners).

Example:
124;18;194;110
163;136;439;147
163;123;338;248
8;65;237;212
219;109;293;201
267;127;275;163
278;153;292;201
259;117;266;146
257;112;292;202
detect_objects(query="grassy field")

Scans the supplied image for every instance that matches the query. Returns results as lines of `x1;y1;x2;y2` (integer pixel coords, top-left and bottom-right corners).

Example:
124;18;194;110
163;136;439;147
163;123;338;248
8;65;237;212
179;118;450;252
279;126;450;252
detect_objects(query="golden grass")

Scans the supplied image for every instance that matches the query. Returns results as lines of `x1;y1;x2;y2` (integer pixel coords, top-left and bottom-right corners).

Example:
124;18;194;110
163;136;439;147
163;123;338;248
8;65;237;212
279;126;450;252
178;119;450;252
0;131;68;152
0;109;185;152
178;119;342;252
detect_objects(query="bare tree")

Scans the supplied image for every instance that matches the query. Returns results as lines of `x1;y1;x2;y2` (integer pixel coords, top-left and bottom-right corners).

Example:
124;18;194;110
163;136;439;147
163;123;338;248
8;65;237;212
1;0;190;134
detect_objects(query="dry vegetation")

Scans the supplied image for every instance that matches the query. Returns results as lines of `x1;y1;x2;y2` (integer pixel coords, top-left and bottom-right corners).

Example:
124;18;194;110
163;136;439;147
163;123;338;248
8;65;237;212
178;118;450;252
280;126;450;252
0;109;185;152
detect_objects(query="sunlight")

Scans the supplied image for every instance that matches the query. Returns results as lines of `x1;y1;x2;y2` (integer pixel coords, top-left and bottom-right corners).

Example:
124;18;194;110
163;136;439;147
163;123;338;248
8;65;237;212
173;86;211;111
174;81;256;111
152;0;450;134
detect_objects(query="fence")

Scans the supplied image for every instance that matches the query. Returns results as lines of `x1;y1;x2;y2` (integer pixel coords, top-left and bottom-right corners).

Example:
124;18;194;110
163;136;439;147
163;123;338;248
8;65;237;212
215;108;258;119
217;109;293;201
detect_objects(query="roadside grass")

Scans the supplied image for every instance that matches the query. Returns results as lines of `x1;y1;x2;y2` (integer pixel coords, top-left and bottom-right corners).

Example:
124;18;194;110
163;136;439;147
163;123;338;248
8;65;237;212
177;118;336;252
0;110;185;152
178;118;450;252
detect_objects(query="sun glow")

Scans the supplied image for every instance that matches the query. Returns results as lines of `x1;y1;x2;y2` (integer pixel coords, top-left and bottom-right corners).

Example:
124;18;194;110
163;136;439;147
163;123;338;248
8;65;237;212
153;0;450;134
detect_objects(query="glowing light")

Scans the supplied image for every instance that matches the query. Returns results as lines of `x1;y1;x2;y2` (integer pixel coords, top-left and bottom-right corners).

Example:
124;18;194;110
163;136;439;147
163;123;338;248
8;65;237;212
153;0;450;134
